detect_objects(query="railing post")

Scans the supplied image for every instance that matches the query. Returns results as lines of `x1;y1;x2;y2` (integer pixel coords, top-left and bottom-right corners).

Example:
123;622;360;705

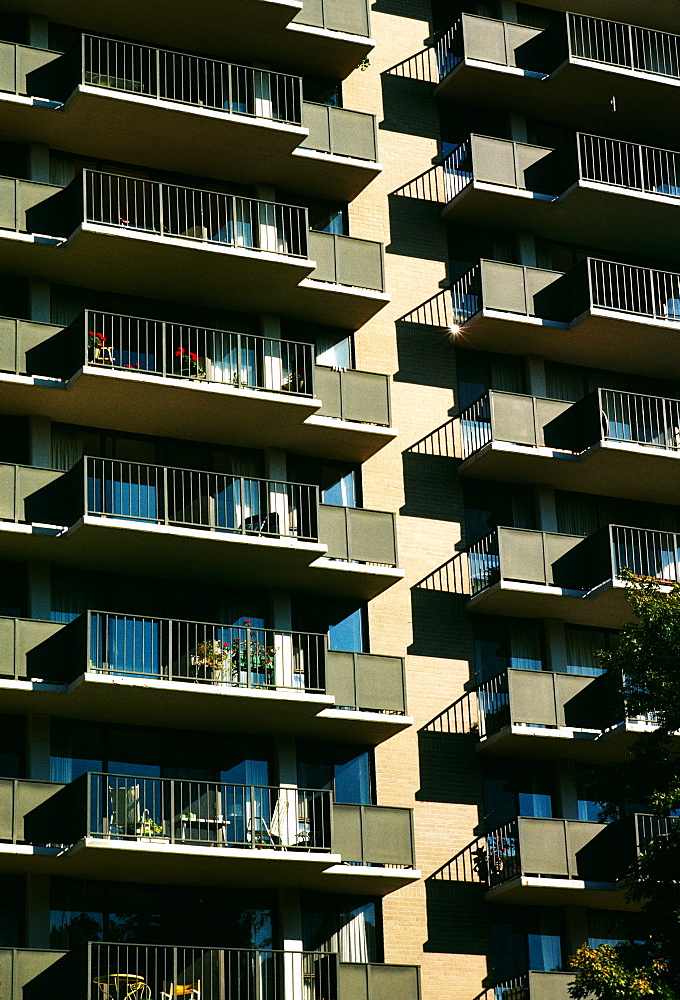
162;465;168;525
158;179;164;236
155;45;161;101
161;320;167;379
169;779;174;844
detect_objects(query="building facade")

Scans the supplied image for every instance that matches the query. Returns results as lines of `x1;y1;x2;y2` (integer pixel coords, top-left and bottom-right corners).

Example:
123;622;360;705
0;0;678;998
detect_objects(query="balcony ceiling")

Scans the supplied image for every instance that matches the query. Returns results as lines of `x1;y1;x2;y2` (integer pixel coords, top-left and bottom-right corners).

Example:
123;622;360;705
0;676;412;746
0;0;371;77
459;441;680;505
453;312;680;382
442;181;680;260
467;578;635;629
436;60;680;149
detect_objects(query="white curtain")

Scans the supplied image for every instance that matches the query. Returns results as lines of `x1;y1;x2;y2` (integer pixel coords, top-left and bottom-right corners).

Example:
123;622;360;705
565;626;605;676
51;424;86;471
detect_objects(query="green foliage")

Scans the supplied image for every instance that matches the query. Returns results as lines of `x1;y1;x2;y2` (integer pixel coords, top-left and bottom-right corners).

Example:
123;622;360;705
569;945;670;1000
569;574;680;998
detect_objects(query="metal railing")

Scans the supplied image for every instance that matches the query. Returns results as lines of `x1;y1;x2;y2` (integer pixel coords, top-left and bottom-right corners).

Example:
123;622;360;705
88;942;337;1000
431;819;520;888
423;690;476;734
83;170;309;257
600;388;680;451
588;258;680;323
88;611;325;691
460;393;492;459
578;133;680;197
569;12;680;80
88;773;332;851
468;530;500;595
476;671;510;738
450;263;482;326
476;976;530;1000
84;310;314;395
611;525;680;583
83;33;303;124
443;141;473;201
435;21;464;80
84;457;319;541
635;813;679;854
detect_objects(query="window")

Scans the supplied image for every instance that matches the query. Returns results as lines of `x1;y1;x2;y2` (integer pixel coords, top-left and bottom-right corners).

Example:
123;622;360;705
482;760;555;829
0;715;25;778
564;625;618;677
298;744;374;804
491;907;564;979
302;895;381;963
0;875;24;946
575;765;603;822
473;617;545;682
587;910;643;949
464;480;535;544
456;349;524;411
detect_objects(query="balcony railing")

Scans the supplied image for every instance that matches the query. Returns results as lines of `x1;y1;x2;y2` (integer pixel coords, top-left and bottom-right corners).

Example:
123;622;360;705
588;258;680;323
88;611;325;691
611;525;680;582
85;457;318;540
293;0;371;37
601;388;680;451
82;33;303;124
568;12;680;79
459;387;680;461
83;310;314;395
87;773;332;850
467;524;680;598
435;21;463;80
87;942;336;1000
83;170;309;257
578;133;680;197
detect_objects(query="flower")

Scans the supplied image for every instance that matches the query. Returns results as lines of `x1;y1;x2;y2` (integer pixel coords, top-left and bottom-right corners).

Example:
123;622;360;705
89;331;106;343
175;347;186;357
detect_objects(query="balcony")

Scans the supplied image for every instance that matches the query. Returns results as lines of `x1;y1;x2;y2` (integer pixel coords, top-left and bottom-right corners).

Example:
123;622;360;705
481;973;575;1000
458;388;680;503
24;942;420;1000
0;171;388;329
0;37;379;199
0;612;410;744
0;310;394;463
434;814;641;908
0;774;418;893
434;12;680;144
440;133;680;257
447;258;680;380
0;458;402;599
467;524;680;627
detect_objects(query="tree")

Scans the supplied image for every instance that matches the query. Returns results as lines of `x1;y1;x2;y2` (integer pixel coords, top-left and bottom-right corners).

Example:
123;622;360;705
569;573;680;1000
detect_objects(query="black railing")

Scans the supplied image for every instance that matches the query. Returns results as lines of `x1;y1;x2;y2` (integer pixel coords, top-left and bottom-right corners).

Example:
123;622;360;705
83;310;314;395
88;942;337;1000
83;170;309;257
82;34;303;124
84;457;319;541
459;393;491;460
87;773;332;851
635;813;679;855
569;12;680;80
431;819;520;888
468;530;500;595
88;611;325;691
435;20;464;80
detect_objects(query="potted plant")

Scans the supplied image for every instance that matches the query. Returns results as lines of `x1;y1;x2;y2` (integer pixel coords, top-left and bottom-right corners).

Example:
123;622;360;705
173;347;205;379
138;815;169;843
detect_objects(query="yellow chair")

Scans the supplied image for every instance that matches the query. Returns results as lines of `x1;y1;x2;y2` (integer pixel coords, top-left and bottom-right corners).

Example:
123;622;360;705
161;982;201;999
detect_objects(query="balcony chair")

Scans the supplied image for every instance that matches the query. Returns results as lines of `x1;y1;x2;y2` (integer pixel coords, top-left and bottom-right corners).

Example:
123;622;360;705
161;982;200;999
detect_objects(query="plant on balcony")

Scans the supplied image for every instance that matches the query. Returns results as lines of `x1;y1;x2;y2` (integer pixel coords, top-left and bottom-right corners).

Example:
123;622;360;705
173;346;205;379
88;330;108;363
138;815;165;839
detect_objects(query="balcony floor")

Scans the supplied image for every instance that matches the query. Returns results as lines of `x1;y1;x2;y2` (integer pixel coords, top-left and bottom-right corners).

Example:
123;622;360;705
455;310;680;381
459;440;680;504
442;180;680;259
467;577;634;629
0;840;419;895
435;57;680;147
0;675;412;746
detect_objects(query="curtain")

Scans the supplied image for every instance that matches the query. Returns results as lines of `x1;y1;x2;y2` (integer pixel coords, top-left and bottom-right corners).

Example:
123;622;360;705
527;932;562;971
51;568;89;623
545;363;585;402
51;424;86;471
555;492;599;536
316;335;351;368
508;620;543;671
565;626;606;676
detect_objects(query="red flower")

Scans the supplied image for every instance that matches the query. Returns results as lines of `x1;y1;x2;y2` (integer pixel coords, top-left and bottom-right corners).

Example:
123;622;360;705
189;352;198;362
89;331;106;343
175;347;186;357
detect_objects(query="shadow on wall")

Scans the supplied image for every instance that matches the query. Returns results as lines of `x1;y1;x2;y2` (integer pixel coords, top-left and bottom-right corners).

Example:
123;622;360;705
401;451;461;521
394;322;456;389
380;72;440;138
417;729;480;805
424;880;489;955
372;0;433;23
387;194;448;260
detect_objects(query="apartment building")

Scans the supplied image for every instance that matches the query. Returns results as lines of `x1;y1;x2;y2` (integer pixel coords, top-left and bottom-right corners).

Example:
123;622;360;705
0;0;678;999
